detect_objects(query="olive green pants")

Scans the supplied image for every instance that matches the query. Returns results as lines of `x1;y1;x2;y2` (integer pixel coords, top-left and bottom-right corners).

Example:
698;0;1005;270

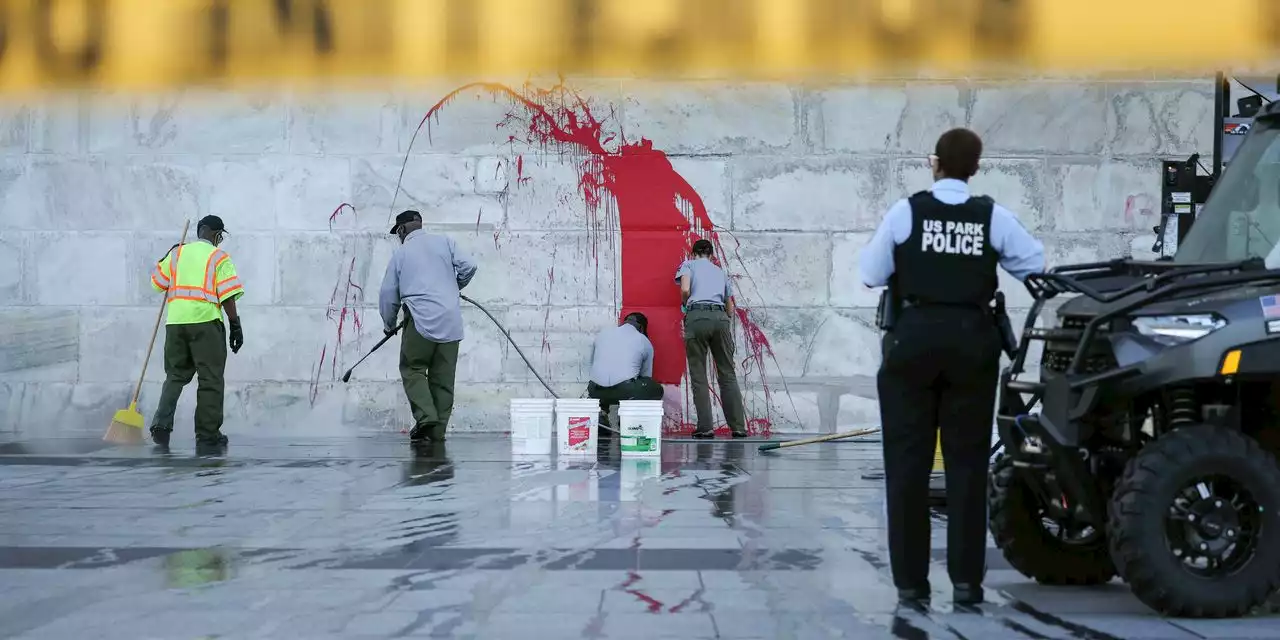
400;320;460;441
684;308;746;434
150;320;227;442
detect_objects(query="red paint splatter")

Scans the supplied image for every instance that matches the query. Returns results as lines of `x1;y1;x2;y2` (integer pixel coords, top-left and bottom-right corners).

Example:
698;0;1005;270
417;81;791;432
310;203;366;406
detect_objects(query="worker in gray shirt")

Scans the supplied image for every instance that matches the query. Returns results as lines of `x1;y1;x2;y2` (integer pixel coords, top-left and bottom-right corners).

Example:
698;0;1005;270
380;210;478;444
675;239;747;439
586;312;663;427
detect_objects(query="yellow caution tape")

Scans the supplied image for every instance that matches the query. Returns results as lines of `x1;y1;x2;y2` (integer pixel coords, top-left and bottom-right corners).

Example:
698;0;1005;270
0;0;1275;93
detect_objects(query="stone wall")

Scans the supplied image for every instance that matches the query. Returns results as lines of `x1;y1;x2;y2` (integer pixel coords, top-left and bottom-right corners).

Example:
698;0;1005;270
0;79;1214;436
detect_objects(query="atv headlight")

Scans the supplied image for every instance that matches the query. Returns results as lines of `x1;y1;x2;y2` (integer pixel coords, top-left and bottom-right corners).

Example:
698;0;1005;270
1130;314;1226;346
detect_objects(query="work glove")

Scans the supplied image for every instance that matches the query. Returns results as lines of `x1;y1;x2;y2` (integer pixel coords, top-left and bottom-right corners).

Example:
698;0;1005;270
228;318;244;354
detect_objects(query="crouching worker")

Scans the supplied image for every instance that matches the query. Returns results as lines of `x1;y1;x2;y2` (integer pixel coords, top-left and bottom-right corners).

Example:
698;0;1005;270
587;312;663;428
380;210;479;444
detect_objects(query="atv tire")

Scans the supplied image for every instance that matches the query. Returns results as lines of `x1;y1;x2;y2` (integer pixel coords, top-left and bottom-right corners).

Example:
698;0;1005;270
1109;424;1280;618
989;454;1117;585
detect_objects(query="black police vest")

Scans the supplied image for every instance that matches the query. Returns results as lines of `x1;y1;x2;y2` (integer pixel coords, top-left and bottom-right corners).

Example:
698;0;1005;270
892;191;999;307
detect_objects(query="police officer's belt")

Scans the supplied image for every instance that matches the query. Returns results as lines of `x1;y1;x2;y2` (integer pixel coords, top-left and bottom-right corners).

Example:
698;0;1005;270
903;298;989;311
687;303;725;311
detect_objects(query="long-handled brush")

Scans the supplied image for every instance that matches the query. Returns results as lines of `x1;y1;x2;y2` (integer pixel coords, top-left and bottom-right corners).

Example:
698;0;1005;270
757;426;881;452
105;220;190;445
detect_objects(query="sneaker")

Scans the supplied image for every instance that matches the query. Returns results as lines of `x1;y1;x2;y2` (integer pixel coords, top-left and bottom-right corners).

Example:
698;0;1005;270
149;427;171;447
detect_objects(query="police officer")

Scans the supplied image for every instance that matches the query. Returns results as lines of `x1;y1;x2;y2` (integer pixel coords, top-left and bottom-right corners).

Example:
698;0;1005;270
858;128;1044;606
676;239;748;439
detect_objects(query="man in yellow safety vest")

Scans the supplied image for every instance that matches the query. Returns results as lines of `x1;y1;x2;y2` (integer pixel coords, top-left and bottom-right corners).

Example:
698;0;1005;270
148;215;245;450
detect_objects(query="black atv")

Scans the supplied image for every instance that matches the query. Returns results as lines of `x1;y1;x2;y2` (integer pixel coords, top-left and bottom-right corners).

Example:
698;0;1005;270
990;101;1280;618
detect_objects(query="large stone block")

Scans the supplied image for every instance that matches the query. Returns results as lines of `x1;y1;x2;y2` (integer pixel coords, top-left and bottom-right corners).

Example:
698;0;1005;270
801;310;883;379
78;308;161;383
0;103;30;153
726;233;830;307
0;231;24;302
202;156;351;232
970;83;1108;155
733;157;891;232
454;231;618;307
505;156;592;232
398;85;544;156
351;155;504;231
670;158;732;228
0;157;202;231
501;331;593;390
810;83;968;154
1108;82;1215;157
450;383;560;433
730;308;826;378
0;308;78;382
830;233;880;308
34;233;128;305
87;92;287;154
288;92;401;155
8;382;134;435
621;82;798;154
277;233;387;307
30;96;81;153
1048;159;1163;232
226;307;332;382
893;158;1048;231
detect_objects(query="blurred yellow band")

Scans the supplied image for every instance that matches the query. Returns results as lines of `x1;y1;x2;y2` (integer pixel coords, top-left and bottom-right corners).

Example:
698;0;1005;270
0;0;1275;92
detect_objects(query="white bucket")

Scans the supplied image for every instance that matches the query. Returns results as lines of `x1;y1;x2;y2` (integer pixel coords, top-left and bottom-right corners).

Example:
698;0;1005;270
555;398;601;455
510;399;555;439
618;400;665;457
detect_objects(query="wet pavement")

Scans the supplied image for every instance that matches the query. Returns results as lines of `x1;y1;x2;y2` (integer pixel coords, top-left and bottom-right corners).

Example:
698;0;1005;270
1;433;1278;639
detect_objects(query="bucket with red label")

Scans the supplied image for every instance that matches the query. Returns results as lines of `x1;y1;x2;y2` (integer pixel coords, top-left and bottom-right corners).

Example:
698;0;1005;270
555;398;600;455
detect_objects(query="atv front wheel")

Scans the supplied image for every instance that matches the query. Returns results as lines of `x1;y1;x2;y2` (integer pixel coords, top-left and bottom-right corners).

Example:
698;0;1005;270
1109;424;1280;618
989;454;1117;585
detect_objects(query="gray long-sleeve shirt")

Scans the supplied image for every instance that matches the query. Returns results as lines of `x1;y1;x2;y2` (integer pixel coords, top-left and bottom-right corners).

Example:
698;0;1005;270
379;229;478;342
589;323;654;387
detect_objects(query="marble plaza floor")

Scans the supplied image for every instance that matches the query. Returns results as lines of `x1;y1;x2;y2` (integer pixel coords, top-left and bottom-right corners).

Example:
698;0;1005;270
0;432;1277;639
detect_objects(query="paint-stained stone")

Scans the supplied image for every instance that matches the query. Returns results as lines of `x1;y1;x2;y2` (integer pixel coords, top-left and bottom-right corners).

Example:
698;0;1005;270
501;332;594;388
202;156;351;232
351;155;503;232
1108;82;1215;156
622;82;798;154
34;233;128;306
669;158;732;228
287;92;401;155
0;308;77;382
0;157;202;231
226;307;333;383
733;157;891;232
454;231;618;308
809;83;968;154
1048;159;1163;232
505;157;595;232
276;233;388;307
970;83;1109;154
86;92;287;154
729;233;831;307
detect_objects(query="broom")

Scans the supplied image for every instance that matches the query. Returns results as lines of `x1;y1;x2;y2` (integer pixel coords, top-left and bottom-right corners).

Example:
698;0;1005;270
105;220;190;444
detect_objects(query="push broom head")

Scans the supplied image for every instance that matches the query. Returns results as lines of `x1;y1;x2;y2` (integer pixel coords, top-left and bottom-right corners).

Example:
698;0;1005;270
104;403;145;445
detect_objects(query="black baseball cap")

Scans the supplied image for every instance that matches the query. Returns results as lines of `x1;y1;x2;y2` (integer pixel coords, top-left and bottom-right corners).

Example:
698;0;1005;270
390;210;423;234
197;215;226;233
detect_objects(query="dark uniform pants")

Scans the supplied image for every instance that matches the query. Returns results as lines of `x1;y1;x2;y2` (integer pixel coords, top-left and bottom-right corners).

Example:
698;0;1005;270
587;376;664;421
151;320;227;442
400;319;460;441
877;307;1001;590
684;308;747;434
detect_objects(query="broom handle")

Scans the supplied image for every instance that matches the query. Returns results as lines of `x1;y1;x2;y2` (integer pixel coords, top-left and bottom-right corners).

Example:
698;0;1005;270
131;220;190;406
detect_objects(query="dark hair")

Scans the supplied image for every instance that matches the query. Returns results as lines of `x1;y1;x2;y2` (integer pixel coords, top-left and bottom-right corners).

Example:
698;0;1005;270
623;312;648;335
691;239;714;257
934;128;983;181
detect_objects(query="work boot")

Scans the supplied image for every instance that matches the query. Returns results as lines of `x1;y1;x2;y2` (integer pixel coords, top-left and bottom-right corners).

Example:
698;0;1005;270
952;584;984;606
897;586;931;610
731;431;749;439
150;427;171;447
691;429;715;440
409;423;436;442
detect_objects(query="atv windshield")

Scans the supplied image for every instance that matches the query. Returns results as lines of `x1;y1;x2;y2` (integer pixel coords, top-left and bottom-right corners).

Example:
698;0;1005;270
1176;121;1280;265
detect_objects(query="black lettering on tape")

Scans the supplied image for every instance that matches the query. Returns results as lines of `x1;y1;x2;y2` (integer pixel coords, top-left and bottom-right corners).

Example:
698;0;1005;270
272;0;333;54
33;0;105;78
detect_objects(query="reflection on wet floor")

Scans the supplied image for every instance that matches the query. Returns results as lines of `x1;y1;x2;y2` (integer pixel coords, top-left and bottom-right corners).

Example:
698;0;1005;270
0;432;1276;639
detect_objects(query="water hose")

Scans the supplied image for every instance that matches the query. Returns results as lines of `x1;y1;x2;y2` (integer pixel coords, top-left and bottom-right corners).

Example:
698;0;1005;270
460;294;561;400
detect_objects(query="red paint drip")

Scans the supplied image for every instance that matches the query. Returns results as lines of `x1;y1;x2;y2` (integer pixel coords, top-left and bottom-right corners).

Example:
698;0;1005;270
417;81;789;432
310;204;366;407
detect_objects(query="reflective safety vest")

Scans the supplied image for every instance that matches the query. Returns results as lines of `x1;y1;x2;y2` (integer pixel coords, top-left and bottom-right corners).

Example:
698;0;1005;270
150;240;245;326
